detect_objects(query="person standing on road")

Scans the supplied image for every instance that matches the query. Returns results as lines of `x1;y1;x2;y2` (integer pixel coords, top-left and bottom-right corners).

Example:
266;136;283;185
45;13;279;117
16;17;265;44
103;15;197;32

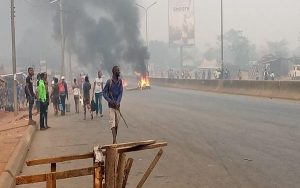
264;69;269;80
92;70;104;117
25;67;36;125
83;76;92;120
51;77;59;116
72;78;80;114
38;73;48;130
59;76;68;116
270;72;275;80
103;66;123;144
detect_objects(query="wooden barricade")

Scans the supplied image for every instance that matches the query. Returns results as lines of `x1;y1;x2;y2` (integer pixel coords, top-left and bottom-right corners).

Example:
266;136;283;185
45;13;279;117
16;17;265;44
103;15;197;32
16;140;167;188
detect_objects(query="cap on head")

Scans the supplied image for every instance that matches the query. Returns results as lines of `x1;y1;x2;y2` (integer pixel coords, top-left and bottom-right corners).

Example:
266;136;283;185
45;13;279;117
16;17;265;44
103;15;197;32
61;76;65;80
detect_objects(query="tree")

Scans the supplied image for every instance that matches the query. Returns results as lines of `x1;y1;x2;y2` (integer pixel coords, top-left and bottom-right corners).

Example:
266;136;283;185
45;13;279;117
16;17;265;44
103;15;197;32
204;29;257;69
222;29;256;68
266;40;289;58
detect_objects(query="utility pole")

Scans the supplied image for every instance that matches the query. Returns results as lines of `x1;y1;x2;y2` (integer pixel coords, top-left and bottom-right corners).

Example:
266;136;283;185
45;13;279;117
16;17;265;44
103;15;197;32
68;39;72;81
59;0;65;77
221;0;224;79
10;0;18;116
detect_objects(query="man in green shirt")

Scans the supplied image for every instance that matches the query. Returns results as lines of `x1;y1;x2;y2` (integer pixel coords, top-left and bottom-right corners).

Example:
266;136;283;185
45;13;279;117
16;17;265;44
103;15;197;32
38;73;48;130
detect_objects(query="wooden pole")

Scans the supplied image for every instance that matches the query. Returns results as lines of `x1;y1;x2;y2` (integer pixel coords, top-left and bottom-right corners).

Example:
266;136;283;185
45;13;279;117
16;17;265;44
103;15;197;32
94;164;102;188
136;149;163;188
105;146;118;188
10;0;18;116
51;163;56;188
46;173;55;188
122;158;133;188
116;153;127;188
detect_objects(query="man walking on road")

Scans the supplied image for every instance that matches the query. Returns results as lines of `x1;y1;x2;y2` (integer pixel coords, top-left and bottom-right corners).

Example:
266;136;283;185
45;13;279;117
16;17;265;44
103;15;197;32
38;73;48;130
51;77;59;116
72;78;80;114
103;66;123;144
83;76;92;120
92;70;104;117
59;76;68;116
25;67;36;125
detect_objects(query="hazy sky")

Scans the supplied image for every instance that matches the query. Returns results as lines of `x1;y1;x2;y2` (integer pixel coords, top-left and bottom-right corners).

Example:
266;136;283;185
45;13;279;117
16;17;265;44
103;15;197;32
137;0;300;50
1;0;300;60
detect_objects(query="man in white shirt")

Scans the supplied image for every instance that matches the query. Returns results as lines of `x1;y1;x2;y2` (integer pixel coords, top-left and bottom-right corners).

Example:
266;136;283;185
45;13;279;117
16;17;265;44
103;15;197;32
92;70;104;117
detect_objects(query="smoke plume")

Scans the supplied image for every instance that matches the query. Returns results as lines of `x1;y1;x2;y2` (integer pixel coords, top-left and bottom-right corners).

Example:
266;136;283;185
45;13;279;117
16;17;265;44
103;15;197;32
52;0;149;74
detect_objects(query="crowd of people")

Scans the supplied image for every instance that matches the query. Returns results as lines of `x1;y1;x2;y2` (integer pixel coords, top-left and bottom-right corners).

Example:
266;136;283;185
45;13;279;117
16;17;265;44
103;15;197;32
167;68;231;80
25;66;123;143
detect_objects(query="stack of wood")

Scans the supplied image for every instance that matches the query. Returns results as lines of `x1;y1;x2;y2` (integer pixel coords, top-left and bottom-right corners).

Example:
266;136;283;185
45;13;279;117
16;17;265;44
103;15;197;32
16;140;167;188
95;140;167;188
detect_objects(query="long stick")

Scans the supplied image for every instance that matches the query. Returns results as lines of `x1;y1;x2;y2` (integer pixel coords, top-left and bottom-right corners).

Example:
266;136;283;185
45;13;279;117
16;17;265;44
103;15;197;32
109;87;128;128
136;149;163;188
117;110;128;128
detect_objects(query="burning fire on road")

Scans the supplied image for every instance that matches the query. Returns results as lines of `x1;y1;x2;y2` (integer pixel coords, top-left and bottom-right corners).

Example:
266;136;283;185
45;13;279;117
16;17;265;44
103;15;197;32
126;72;151;91
135;71;151;90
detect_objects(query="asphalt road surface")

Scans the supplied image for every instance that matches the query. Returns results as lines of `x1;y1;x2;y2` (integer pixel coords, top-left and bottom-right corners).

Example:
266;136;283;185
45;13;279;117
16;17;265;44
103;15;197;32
18;86;300;188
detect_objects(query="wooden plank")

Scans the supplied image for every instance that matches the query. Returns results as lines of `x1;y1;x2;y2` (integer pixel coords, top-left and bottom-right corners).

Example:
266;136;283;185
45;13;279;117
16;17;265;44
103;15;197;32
16;166;96;185
116;153;127;188
105;147;118;188
55;166;95;180
136;149;163;188
101;140;156;149
117;142;167;153
51;163;56;188
16;174;46;185
26;152;94;166
122;158;133;188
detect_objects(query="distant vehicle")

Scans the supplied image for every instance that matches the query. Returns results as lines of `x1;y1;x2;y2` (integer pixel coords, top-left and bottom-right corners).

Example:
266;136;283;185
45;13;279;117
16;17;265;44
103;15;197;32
290;65;300;80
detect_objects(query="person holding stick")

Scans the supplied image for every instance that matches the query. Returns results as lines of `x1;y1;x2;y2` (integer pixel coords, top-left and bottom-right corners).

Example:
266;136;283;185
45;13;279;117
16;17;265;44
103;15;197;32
103;66;123;144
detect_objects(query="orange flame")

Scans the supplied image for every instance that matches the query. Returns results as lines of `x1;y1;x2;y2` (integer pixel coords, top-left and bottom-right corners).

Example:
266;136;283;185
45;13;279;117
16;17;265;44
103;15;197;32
138;76;150;88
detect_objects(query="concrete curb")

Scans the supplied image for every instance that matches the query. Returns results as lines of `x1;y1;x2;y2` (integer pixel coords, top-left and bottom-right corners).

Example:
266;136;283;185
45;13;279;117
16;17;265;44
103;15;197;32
0;124;37;188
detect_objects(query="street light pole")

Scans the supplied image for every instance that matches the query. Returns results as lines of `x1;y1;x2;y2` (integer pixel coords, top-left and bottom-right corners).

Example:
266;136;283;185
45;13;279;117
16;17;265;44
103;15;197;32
221;0;224;79
50;0;65;77
136;2;157;47
10;0;18;116
59;0;65;77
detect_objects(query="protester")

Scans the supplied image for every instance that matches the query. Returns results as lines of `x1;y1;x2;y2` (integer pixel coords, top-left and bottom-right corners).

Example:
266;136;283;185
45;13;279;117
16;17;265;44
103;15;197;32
44;73;50;128
103;66;123;144
72;78;80;114
36;73;41;113
270;71;275;80
51;77;59;116
83;76;92;120
59;76;68;115
38;72;48;130
25;67;36;125
92;70;104;117
264;69;269;80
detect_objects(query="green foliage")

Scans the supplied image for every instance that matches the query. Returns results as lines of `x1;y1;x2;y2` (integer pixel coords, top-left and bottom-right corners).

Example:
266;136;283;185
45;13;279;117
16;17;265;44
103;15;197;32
266;40;289;58
204;29;257;68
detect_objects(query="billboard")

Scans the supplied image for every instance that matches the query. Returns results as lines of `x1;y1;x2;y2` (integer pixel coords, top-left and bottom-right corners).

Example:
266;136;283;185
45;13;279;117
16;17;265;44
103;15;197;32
169;0;195;47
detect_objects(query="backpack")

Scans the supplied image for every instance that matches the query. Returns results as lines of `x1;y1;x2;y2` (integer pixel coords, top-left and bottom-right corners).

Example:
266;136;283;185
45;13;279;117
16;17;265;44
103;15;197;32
59;82;65;94
53;84;59;97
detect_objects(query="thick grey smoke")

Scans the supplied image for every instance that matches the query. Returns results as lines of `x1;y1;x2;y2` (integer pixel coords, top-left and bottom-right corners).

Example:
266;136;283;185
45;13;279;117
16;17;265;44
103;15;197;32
52;0;149;74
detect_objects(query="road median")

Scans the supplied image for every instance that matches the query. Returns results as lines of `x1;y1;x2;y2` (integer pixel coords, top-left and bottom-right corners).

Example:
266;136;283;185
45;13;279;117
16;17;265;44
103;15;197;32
150;78;300;100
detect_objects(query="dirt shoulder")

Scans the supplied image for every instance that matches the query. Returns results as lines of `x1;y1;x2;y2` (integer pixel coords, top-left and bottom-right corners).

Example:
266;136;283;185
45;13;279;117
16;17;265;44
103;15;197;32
0;110;36;175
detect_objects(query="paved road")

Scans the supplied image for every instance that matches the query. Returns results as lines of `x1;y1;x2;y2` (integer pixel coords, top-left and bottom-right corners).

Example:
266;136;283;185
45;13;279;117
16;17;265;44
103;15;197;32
18;86;300;188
